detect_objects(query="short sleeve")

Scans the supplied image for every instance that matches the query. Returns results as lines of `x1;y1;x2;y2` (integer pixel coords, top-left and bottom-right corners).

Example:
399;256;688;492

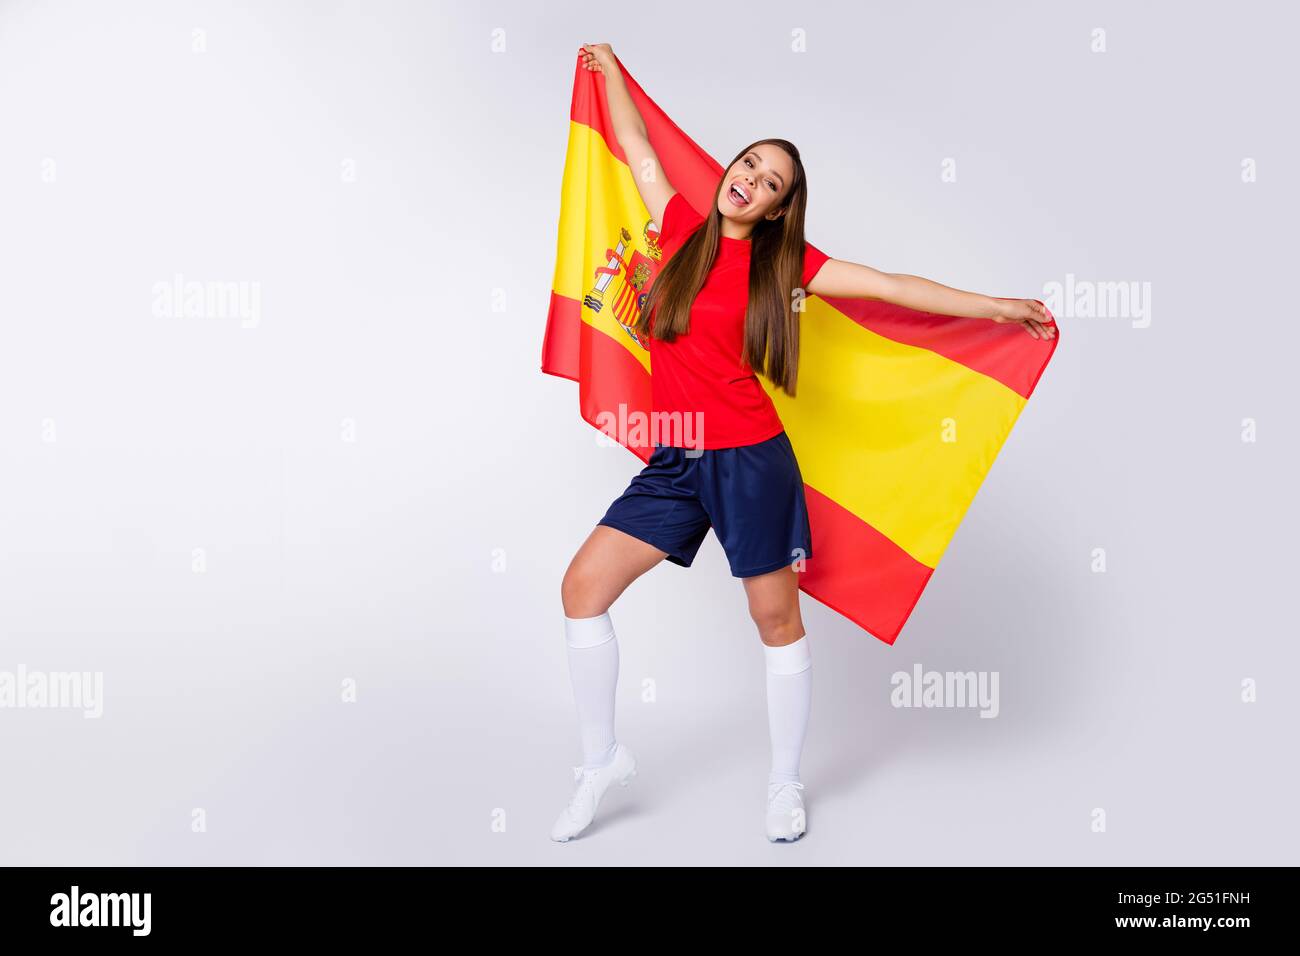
801;243;832;290
657;192;702;253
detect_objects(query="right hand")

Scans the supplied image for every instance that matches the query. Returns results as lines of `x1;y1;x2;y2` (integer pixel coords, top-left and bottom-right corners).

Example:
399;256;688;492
579;43;616;74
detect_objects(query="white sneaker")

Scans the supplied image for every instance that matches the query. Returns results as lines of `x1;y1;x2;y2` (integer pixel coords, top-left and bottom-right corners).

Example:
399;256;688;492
766;781;807;842
549;743;638;842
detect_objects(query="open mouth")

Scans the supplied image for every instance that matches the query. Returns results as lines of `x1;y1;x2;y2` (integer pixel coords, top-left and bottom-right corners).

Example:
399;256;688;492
727;182;751;207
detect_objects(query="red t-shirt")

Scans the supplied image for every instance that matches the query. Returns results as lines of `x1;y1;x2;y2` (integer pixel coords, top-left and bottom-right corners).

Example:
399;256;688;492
648;191;831;449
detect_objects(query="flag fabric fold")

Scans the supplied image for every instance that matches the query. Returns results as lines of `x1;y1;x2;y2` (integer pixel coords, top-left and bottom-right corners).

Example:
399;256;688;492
541;57;1059;645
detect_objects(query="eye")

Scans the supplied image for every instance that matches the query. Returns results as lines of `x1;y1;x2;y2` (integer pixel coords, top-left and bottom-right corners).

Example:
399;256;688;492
765;179;777;191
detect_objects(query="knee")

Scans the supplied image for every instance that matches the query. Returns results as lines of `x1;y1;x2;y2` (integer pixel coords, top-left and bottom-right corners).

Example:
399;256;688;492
749;603;805;647
561;558;608;619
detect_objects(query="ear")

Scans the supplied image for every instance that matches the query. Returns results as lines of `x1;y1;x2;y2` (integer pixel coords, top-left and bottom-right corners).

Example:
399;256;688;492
766;205;790;223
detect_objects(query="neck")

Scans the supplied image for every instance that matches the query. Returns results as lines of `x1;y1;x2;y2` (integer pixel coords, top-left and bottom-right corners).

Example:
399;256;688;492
719;220;753;242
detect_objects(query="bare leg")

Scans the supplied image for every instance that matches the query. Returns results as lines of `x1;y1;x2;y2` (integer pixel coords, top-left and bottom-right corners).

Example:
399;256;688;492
742;565;806;646
561;525;669;618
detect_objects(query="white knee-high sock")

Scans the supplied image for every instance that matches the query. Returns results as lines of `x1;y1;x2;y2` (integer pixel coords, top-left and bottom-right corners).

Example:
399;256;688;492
564;612;619;769
764;636;812;786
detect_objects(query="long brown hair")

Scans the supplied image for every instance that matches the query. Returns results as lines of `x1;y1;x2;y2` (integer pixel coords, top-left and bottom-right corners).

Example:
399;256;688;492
632;138;816;395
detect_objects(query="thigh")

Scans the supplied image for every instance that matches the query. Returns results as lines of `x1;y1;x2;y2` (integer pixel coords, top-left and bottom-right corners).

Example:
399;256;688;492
561;524;669;618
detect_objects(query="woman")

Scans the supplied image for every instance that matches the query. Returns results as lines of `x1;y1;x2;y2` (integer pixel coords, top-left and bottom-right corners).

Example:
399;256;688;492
552;42;1055;843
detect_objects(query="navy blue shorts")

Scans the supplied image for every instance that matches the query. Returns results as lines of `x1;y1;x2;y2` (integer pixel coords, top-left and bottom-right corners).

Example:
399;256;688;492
596;430;812;578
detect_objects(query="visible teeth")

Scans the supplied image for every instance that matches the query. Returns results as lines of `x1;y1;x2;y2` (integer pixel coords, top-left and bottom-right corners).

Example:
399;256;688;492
731;185;747;203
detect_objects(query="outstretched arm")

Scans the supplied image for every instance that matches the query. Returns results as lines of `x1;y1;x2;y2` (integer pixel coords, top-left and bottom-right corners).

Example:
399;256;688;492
580;43;676;229
806;258;1057;340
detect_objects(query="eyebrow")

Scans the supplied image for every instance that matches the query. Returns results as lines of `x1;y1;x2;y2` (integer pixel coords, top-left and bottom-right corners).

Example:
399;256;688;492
746;152;784;189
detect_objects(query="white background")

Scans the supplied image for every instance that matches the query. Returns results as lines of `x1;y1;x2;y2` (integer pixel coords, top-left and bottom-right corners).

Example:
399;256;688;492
1;0;1296;864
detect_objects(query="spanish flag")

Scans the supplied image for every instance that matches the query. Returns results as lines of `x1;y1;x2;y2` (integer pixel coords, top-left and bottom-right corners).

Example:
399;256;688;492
541;56;1059;645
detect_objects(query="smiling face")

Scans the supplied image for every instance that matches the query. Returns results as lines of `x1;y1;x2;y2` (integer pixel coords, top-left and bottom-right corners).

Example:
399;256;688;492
719;143;796;229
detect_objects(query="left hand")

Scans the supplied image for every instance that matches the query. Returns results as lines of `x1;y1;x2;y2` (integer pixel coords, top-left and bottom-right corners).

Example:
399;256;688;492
579;43;617;74
991;298;1057;339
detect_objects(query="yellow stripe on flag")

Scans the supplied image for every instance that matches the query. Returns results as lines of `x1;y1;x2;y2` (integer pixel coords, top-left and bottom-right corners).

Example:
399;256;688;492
764;303;1027;568
553;122;654;373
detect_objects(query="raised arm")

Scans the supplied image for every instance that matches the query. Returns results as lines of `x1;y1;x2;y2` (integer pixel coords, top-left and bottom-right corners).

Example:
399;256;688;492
580;43;676;228
806;258;1057;340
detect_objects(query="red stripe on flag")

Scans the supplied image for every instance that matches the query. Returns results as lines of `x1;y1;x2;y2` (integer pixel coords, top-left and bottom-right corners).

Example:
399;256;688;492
799;485;935;645
542;291;655;464
818;298;1058;399
541;290;581;381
